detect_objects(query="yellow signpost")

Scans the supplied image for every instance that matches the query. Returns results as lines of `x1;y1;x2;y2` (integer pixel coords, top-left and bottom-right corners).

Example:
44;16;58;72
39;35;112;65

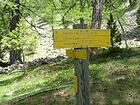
54;29;110;48
53;28;111;105
73;75;78;94
66;49;87;59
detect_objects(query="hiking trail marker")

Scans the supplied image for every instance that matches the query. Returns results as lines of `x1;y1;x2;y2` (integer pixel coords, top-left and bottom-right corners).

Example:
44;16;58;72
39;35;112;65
66;49;87;59
53;26;110;105
54;29;110;48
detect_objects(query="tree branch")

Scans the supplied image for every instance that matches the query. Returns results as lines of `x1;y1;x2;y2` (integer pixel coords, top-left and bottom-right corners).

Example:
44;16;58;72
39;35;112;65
105;0;116;9
19;3;39;16
61;2;78;27
19;12;40;35
24;18;40;35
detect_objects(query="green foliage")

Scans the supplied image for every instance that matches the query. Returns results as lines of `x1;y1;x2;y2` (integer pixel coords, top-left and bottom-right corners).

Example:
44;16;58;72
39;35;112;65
0;0;41;60
40;0;92;28
107;13;122;48
1;18;39;56
103;0;129;19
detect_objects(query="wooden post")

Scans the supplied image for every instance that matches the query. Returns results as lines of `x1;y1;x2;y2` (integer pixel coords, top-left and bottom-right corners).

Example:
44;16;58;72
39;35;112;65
73;18;90;105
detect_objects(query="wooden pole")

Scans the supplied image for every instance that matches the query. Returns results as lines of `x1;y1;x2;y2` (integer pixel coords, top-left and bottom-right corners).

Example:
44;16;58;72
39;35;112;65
73;18;90;105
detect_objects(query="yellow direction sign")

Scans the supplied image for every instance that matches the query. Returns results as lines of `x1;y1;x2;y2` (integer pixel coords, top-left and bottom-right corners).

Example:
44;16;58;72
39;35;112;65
66;49;87;59
54;29;110;48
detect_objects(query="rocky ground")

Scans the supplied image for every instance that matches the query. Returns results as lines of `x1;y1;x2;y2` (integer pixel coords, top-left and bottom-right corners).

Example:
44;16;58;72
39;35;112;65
121;9;140;48
28;23;65;61
0;56;65;74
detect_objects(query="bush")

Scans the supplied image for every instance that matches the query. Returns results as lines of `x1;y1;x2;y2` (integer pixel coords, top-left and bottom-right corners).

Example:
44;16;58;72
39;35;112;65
108;46;122;54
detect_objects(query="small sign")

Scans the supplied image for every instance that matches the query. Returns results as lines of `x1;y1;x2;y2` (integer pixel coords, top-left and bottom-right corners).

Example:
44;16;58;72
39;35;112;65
73;75;78;94
66;49;87;59
54;29;110;48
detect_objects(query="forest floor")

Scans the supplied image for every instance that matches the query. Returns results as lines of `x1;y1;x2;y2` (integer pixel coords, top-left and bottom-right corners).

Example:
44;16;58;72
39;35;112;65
0;47;140;105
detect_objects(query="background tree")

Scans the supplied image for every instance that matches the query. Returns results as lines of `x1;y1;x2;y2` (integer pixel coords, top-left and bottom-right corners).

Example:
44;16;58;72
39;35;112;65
107;13;122;47
9;0;21;64
0;0;41;64
2;18;38;62
103;0;139;49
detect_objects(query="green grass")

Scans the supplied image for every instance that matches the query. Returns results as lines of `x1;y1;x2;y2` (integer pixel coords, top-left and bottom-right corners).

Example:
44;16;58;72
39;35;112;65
89;47;140;105
0;47;140;105
0;59;74;104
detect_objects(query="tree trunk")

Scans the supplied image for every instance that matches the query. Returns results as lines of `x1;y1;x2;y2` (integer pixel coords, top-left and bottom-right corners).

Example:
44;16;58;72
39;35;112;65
10;0;22;64
91;0;103;29
10;50;22;64
90;0;103;56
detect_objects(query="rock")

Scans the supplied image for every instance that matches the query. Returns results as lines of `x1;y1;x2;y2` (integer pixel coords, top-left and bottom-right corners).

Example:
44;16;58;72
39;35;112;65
4;91;15;97
0;67;4;74
0;67;2;71
0;62;25;74
0;66;8;74
26;55;65;67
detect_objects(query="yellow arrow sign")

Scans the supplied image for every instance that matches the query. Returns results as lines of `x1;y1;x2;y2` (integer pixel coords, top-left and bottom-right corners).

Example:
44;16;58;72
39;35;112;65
66;49;87;59
54;29;111;48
